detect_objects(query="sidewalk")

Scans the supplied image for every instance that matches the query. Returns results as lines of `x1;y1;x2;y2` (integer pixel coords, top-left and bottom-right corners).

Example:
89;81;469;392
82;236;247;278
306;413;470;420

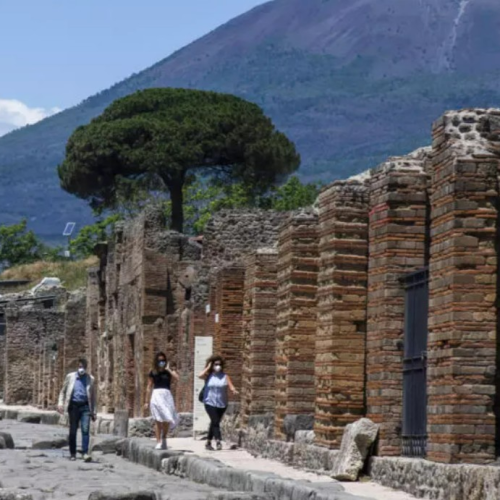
166;437;418;500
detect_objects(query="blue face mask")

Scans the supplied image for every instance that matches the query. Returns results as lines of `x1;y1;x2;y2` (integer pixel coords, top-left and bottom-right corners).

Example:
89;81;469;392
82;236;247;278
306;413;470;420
158;361;166;368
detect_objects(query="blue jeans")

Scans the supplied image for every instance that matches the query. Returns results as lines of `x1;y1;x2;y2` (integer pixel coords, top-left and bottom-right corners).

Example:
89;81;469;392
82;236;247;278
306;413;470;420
68;402;90;455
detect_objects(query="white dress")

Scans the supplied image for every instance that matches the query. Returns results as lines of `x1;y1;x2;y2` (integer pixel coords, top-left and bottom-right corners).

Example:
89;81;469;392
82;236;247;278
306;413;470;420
148;371;179;428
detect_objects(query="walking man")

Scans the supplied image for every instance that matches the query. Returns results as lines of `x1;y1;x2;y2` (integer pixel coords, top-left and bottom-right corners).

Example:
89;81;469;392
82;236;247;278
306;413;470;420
57;358;96;462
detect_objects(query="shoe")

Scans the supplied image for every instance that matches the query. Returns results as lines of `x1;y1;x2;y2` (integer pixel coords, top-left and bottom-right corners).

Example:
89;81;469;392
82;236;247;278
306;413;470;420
216;441;222;451
69;455;76;461
155;442;163;450
161;439;167;450
83;454;92;462
205;442;214;451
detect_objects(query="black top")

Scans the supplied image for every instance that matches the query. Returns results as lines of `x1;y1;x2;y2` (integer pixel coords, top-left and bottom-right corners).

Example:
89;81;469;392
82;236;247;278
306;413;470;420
149;370;171;390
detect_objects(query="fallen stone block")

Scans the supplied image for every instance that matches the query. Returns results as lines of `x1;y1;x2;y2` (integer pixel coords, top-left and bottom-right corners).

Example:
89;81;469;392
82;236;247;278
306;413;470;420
91;438;125;454
32;437;68;449
40;412;61;426
0;432;14;449
88;492;158;500
16;412;41;424
331;418;379;481
282;415;314;441
0;437;6;449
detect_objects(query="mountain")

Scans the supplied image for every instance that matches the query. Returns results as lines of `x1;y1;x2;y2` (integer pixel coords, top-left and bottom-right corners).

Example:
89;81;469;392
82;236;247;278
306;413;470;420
1;0;500;238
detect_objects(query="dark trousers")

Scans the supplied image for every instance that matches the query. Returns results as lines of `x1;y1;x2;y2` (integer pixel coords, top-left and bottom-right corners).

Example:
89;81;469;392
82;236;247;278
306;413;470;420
205;404;226;442
68;402;90;456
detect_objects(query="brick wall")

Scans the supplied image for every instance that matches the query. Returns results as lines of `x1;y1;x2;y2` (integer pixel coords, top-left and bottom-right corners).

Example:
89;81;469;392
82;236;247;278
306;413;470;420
241;249;278;425
366;149;430;456
213;265;246;395
314;179;370;448
427;110;500;464
275;211;319;439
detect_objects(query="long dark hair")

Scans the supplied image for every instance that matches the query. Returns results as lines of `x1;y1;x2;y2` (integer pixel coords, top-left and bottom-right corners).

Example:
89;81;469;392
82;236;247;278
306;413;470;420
206;354;225;373
152;351;168;374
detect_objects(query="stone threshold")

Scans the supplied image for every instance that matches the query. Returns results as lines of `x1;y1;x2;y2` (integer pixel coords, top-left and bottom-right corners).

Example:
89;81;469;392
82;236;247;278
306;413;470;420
369;456;500;500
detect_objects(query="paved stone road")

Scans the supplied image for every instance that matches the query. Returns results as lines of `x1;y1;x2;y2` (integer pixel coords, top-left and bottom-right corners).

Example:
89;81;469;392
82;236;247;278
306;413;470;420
0;421;215;500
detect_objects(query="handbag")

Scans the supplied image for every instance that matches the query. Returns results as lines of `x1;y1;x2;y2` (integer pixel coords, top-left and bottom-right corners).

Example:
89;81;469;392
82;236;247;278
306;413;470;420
198;374;211;403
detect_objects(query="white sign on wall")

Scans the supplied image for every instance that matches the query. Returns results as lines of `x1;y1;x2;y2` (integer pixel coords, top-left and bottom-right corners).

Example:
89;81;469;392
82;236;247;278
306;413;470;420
193;336;213;436
215;313;219;323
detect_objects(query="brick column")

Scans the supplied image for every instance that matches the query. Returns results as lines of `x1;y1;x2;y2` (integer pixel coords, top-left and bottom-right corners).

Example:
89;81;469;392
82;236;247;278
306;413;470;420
275;211;319;439
214;265;246;393
241;248;278;426
428;110;500;464
366;150;429;456
314;180;370;448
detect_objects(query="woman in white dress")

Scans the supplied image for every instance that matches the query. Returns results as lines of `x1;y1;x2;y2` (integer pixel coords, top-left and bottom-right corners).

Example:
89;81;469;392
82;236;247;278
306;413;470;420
144;352;179;449
198;355;238;450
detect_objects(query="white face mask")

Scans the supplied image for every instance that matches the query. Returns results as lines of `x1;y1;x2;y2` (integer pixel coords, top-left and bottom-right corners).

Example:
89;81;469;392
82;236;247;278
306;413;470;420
214;365;222;373
78;367;86;376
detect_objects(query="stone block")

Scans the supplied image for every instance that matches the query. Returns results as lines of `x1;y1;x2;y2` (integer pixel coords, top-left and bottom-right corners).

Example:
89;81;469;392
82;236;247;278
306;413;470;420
331;418;379;481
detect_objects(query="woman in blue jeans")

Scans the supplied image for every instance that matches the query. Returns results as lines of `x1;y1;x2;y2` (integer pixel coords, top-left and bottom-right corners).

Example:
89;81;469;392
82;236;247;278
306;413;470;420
198;355;238;451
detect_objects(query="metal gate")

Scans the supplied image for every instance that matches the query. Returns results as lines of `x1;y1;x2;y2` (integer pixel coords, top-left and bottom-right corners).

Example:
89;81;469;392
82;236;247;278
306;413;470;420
401;268;429;457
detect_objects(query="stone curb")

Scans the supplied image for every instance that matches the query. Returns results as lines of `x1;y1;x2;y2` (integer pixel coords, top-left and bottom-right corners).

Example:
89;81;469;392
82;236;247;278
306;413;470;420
120;439;375;500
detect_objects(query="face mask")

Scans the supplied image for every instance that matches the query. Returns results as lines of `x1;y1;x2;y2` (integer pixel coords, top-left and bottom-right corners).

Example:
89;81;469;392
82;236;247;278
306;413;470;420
158;361;166;368
78;368;86;376
214;365;222;373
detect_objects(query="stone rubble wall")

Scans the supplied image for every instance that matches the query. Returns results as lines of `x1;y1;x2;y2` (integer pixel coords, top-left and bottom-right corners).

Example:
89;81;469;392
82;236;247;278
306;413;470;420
369;456;500;500
5;309;64;406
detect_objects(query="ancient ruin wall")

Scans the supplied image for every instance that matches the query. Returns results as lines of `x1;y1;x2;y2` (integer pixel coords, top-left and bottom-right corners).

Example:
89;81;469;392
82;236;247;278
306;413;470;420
314;179;370;448
275;211;319;439
5;309;64;405
241;248;279;425
366;149;430;456
427;109;500;464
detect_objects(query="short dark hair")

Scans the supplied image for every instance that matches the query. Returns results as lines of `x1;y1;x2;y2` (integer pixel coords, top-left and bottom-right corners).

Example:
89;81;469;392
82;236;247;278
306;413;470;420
206;355;225;372
78;358;88;369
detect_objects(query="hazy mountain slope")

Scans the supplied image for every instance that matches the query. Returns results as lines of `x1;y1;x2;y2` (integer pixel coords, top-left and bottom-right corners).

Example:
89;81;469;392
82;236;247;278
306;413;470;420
1;0;500;237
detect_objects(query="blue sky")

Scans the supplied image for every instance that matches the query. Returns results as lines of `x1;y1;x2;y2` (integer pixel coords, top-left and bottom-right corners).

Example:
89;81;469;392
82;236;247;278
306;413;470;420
0;0;268;136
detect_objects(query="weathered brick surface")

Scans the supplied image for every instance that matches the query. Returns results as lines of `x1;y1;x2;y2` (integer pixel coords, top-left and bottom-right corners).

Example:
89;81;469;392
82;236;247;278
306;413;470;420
314;179;370;448
5;309;64;406
213;265;246;395
427;109;500;464
275;211;319;439
366;149;430;456
241;249;278;425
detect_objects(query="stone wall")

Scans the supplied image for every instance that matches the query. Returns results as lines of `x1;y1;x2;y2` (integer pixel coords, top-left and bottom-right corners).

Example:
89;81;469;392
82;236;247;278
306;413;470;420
5;308;65;406
314;179;370;448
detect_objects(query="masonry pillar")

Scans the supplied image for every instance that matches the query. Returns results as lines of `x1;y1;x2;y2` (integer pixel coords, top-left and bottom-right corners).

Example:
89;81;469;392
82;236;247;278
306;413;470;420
241;248;278;426
213;265;246;394
366;150;429;456
275;211;319;439
314;180;370;448
427;110;500;464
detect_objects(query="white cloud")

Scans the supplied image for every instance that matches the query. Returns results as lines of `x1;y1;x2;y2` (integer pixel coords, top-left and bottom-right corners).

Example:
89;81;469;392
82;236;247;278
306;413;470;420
0;99;61;137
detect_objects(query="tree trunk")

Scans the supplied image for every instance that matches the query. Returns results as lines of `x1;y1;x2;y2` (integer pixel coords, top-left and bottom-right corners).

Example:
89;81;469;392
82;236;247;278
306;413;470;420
169;182;184;233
